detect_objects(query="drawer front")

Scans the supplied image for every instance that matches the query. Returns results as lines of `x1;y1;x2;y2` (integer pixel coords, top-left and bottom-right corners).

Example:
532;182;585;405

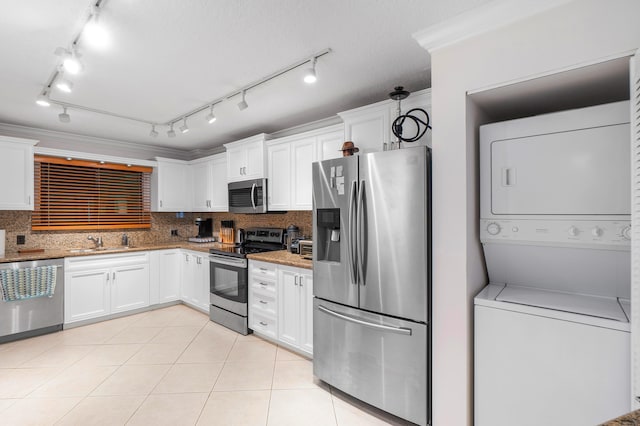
250;311;277;338
251;277;276;294
250;291;276;317
251;261;277;279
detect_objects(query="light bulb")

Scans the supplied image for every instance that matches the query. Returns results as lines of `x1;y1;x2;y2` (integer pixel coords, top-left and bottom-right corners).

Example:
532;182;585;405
56;78;73;93
63;53;82;74
59;107;70;123
179;118;189;134
36;93;51;107
206;105;216;124
303;58;317;84
83;19;109;49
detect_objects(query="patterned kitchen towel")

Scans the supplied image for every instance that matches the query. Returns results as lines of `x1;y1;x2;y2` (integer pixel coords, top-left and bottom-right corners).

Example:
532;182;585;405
0;265;57;301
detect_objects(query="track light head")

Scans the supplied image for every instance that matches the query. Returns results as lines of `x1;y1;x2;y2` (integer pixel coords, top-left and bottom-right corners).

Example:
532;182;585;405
179;118;189;133
55;47;83;75
237;91;248;111
206;105;217;124
150;124;158;137
167;123;176;138
303;57;317;84
84;6;109;49
56;77;73;93
36;92;51;107
58;107;70;123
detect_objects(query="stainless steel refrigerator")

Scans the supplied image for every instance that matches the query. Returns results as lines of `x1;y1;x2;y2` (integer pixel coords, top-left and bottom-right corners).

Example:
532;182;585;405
312;146;431;426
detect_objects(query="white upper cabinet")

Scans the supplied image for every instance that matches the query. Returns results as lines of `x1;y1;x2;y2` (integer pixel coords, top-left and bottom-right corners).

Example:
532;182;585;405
0;136;37;210
224;134;269;182
338;88;431;154
317;127;345;161
151;157;191;212
267;125;341;211
190;153;228;212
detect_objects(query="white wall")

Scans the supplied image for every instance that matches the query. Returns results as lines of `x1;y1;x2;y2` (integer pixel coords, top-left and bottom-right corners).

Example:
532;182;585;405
418;1;640;425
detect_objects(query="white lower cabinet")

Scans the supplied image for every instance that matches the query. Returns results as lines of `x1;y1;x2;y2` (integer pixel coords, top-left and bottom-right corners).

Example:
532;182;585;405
249;260;313;356
181;250;210;313
278;265;313;356
150;249;181;304
248;261;278;339
65;252;150;324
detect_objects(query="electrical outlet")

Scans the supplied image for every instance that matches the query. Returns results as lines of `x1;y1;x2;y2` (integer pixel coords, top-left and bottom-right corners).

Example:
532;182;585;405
17;235;25;245
171;229;178;236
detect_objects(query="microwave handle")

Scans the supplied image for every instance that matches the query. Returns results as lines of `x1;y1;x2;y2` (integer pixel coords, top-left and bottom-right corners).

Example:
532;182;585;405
251;183;257;210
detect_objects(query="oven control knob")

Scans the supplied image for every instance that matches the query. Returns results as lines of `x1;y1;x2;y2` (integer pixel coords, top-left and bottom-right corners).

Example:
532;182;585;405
486;222;501;236
621;225;631;240
591;227;603;238
568;226;580;237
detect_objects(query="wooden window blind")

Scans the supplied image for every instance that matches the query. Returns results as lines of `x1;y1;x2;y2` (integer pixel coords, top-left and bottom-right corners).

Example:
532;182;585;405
33;155;152;230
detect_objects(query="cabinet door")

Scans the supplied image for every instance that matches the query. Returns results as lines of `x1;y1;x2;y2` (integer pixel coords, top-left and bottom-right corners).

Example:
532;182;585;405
343;107;389;154
65;268;110;324
181;252;195;304
0;139;35;210
157;161;190;211
291;138;316;210
111;263;150;313
267;143;291;210
227;147;246;182
317;129;344;161
158;250;181;303
299;271;314;354
210;154;228;211
245;141;265;179
194;254;210;312
191;161;213;212
278;268;300;347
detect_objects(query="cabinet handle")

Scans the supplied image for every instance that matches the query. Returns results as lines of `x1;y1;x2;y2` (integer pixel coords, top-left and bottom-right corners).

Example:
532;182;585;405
259;321;268;326
294;276;298;286
260;282;268;287
28;195;31;205
239;167;243;175
106;272;109;282
112;272;116;281
259;300;267;304
299;276;304;287
160;200;163;207
260;267;268;271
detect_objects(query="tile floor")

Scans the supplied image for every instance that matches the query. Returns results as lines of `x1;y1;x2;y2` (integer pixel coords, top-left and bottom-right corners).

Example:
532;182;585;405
0;304;412;425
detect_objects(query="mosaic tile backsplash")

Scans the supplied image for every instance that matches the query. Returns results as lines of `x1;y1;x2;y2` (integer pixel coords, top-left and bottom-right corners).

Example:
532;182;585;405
0;210;312;253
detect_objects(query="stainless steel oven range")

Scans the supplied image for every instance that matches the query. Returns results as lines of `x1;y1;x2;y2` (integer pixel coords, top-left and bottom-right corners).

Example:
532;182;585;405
209;227;284;334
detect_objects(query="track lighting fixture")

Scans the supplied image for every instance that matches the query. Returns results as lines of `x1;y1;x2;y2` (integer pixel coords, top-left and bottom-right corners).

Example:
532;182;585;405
36;91;51;107
167;123;176;138
55;47;83;75
179;118;189;133
237;91;248;111
206;105;217;124
55;76;73;93
149;124;158;137
58;107;70;123
303;57;317;84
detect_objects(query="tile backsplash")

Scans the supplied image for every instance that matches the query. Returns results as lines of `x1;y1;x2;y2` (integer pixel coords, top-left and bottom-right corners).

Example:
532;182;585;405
0;210;312;253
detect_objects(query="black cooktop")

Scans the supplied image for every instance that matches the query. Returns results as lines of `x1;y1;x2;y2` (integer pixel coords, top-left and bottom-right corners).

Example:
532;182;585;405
209;227;285;258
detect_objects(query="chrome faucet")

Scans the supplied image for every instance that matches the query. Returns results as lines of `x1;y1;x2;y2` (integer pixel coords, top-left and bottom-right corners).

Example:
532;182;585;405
87;236;103;247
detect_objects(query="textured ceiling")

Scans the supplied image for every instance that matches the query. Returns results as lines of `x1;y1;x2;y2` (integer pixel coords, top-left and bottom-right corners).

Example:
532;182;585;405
0;0;490;153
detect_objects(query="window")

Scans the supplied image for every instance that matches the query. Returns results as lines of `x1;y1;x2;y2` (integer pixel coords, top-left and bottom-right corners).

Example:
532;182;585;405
33;155;152;230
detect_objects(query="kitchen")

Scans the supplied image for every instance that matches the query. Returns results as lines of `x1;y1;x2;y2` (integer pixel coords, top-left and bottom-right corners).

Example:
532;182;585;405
1;1;640;425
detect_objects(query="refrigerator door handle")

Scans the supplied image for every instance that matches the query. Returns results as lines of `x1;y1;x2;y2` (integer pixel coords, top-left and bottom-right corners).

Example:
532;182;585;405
357;179;366;286
348;180;358;285
318;305;412;336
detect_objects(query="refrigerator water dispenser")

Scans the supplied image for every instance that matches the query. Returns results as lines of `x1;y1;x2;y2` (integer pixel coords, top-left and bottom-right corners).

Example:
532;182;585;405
316;208;340;262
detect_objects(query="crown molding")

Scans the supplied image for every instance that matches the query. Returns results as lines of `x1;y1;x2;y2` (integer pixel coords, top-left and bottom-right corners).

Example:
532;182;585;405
413;0;575;53
0;122;190;161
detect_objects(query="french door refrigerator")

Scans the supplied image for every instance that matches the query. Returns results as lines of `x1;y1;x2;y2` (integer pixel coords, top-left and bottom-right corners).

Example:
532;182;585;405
312;146;431;426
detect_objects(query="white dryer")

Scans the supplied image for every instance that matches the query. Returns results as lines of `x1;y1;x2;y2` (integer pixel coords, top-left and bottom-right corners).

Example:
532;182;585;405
476;101;632;426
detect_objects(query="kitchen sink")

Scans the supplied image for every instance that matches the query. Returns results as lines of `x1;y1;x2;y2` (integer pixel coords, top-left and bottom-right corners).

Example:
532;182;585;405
68;247;130;253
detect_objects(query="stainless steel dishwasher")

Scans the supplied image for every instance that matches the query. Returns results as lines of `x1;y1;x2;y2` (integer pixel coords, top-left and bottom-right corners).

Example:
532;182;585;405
0;258;64;343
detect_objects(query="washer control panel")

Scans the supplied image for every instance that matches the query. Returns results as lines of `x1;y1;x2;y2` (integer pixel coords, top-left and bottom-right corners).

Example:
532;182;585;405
480;219;631;247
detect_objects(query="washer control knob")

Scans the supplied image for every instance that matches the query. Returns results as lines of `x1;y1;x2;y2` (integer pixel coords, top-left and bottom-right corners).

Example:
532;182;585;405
568;226;580;237
591;227;603;238
486;222;501;236
621;225;631;240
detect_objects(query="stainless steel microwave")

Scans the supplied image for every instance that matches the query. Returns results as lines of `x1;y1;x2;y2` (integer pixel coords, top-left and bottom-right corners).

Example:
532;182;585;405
228;178;268;213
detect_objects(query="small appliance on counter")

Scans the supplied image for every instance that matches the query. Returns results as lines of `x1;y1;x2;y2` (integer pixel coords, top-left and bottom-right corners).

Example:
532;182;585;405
220;220;235;244
235;228;245;245
285;225;300;252
188;218;215;243
298;239;313;259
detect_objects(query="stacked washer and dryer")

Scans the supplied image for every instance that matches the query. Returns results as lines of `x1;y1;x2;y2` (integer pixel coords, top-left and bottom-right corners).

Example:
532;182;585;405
475;101;632;426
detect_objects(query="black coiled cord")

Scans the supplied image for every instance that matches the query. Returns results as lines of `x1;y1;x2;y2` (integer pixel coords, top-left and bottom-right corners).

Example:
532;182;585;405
391;108;431;143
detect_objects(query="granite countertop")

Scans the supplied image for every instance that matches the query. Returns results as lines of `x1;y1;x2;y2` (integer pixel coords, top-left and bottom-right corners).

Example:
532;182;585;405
247;250;312;269
0;241;313;269
600;409;640;425
0;241;222;263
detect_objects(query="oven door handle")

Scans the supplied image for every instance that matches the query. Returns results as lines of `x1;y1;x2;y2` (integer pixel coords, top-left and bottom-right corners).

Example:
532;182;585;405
208;254;248;268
